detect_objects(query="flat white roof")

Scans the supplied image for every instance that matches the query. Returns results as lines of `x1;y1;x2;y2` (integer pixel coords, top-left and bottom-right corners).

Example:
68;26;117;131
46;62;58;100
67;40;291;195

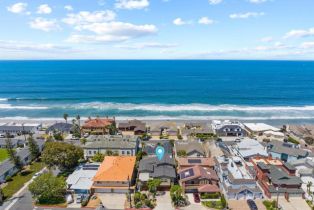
244;123;280;132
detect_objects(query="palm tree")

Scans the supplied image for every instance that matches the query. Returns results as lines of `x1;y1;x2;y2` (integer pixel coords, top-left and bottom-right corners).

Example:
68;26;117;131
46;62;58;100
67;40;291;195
63;113;69;124
76;115;81;127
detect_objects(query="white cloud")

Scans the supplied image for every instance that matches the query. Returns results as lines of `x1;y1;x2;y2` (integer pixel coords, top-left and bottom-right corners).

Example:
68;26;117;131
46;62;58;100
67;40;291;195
63;11;116;25
66;22;157;43
116;42;177;49
230;12;265;19
198;17;214;25
64;5;73;11
115;0;149;10
7;2;28;14
29;18;60;32
76;22;157;35
300;42;314;49
173;18;191;26
284;28;314;39
208;0;222;5
260;36;273;42
249;0;267;3
37;4;52;14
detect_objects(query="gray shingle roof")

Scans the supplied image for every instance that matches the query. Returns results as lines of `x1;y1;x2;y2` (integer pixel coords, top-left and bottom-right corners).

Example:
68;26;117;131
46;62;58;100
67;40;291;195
139;156;176;179
143;140;173;155
84;135;138;149
268;140;309;157
46;123;73;133
175;141;205;156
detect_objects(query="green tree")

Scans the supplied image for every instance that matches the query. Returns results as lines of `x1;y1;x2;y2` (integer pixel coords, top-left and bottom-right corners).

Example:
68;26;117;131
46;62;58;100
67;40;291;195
5;134;22;170
53;132;64;141
63;113;68;124
136;151;147;161
147;179;162;196
92;152;105;162
0;188;3;205
42;142;83;170
106;150;114;156
170;185;186;207
29;173;66;204
80;138;87;145
177;150;187;157
27;134;40;160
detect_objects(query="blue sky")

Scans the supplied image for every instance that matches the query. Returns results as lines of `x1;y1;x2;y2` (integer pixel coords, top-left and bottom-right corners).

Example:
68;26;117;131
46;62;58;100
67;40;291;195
1;0;314;59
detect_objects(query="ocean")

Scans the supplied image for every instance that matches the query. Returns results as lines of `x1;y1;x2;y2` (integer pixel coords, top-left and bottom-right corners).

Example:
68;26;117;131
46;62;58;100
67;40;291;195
1;60;314;125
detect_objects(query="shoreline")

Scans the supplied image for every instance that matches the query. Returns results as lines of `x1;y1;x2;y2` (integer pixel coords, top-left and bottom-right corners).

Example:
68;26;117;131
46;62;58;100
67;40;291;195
0;116;313;127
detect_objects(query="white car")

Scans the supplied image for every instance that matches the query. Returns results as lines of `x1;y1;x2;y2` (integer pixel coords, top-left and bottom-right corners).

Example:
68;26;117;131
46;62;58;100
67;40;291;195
32;172;42;179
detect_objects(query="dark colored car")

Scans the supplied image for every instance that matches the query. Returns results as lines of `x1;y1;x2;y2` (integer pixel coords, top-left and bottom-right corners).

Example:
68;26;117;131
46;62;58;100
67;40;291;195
247;199;258;210
193;193;200;203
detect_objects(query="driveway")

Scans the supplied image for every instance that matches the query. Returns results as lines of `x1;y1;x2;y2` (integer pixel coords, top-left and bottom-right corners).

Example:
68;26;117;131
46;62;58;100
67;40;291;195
155;192;174;210
228;199;266;210
97;193;126;210
278;197;311;210
181;194;207;210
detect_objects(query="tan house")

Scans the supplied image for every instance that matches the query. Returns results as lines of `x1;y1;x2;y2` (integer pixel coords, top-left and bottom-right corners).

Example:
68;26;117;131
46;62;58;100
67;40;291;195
82;118;115;135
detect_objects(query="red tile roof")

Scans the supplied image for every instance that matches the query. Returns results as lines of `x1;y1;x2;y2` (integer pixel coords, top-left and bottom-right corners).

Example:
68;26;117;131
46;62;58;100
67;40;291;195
82;118;114;128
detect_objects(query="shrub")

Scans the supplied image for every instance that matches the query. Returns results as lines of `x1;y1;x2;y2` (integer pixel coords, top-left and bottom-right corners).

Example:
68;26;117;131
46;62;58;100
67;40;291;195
287;136;300;145
200;192;220;199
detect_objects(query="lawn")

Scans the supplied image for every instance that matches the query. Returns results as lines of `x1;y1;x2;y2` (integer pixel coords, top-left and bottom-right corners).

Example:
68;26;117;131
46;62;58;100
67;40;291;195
0;148;9;162
2;161;45;200
202;201;224;209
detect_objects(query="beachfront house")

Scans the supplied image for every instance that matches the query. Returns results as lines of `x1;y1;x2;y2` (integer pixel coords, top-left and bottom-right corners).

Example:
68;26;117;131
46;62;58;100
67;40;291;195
212;120;247;137
174;141;206;158
81;118;115;135
149;122;179;140
83;135;139;159
91;156;136;193
118;120;146;135
0;122;42;135
46;122;73;135
215;156;263;199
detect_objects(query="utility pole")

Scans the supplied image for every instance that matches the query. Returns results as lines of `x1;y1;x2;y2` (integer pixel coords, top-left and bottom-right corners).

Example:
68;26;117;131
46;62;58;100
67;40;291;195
276;187;279;210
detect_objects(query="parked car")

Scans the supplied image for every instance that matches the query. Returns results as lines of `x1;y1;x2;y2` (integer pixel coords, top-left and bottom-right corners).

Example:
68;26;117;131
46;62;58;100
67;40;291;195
193;193;200;203
247;199;258;210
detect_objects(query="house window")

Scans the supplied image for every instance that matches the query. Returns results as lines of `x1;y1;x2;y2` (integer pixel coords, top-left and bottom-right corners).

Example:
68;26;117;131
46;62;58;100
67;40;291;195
89;151;92;155
127;151;130;155
94;151;97;154
122;151;125;155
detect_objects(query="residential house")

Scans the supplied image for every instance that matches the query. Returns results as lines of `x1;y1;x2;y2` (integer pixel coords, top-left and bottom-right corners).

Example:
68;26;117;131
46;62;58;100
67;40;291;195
251;157;304;199
267;140;310;162
82;118;115;135
142;140;173;157
244;123;281;136
290;157;314;196
212;120;247;137
182;123;215;139
215;156;263;199
66;163;100;195
149;122;179;140
118;120;146;135
179;165;220;194
231;139;268;161
91;156;136;193
0;139;45;183
138;156;176;189
174;141;206;158
285;124;314;140
0;138;25;149
177;157;215;170
83;135;139;159
46;122;73;135
0;122;42;135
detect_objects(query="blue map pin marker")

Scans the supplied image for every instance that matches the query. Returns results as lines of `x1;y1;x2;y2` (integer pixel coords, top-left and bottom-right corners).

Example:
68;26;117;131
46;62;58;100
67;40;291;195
155;146;165;161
